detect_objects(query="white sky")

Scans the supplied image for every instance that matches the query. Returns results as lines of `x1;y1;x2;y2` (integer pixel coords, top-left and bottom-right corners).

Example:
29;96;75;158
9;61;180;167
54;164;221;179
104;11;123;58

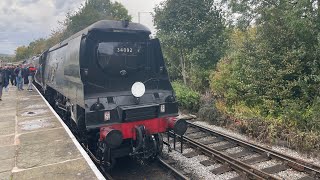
0;0;164;55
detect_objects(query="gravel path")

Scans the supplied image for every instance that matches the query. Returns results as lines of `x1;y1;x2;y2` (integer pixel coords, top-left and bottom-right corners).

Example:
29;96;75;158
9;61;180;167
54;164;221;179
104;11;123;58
192;121;320;166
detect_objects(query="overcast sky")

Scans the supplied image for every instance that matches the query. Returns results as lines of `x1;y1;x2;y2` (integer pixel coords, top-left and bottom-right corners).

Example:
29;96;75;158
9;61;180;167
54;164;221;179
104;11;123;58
0;0;164;55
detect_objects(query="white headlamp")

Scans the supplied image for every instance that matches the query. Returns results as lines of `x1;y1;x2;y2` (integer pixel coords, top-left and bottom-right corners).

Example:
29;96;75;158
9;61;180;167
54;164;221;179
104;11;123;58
131;82;145;98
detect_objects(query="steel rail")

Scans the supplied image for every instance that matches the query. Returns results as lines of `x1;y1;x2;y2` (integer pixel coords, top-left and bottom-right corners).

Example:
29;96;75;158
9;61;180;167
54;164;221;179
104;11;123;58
157;157;189;180
168;131;279;180
187;122;320;179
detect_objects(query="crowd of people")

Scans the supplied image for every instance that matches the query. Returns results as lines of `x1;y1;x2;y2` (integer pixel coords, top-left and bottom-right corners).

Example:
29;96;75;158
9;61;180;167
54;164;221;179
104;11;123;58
0;64;36;101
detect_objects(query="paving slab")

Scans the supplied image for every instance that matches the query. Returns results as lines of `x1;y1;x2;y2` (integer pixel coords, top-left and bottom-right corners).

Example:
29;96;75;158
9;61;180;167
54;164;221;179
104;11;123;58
0;145;16;160
18;128;67;145
0;158;14;173
17;116;62;134
0;114;15;122
0;171;12;180
0;122;15;136
0;120;15;127
0;135;15;146
0;86;104;180
17;139;82;169
12;158;97;180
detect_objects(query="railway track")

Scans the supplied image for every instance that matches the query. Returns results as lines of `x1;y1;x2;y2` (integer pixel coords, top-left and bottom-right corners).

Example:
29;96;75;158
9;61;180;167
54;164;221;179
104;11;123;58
158;157;190;180
166;121;320;180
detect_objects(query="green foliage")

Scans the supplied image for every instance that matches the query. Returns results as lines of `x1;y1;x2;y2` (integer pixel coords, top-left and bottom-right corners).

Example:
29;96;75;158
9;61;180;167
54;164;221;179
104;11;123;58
15;46;30;60
154;0;226;91
62;0;131;39
211;1;320;132
172;81;200;112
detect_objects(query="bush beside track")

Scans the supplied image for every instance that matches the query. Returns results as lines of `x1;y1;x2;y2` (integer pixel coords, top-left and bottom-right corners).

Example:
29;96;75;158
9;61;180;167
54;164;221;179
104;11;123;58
197;97;320;157
172;81;200;113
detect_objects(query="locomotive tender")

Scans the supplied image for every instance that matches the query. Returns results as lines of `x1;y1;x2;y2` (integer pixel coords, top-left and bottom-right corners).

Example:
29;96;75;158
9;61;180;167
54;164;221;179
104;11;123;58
34;20;187;169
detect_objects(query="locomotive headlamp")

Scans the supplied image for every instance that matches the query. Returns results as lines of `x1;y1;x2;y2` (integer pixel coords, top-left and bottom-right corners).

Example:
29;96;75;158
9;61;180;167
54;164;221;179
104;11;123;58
131;82;145;98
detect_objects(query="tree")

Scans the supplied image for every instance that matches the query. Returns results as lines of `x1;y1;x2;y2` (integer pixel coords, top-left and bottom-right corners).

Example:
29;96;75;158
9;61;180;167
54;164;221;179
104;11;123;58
15;46;29;61
212;0;320;130
154;0;226;90
62;0;132;39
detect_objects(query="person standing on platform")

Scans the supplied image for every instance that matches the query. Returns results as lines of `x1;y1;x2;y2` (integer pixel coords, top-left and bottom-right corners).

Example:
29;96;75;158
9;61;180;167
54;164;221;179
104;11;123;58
27;65;36;91
0;66;5;101
22;65;28;86
14;65;23;91
3;66;10;92
10;66;16;86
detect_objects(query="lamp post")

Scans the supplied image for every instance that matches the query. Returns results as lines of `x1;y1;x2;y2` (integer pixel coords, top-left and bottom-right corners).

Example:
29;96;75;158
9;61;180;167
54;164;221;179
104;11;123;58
138;11;153;23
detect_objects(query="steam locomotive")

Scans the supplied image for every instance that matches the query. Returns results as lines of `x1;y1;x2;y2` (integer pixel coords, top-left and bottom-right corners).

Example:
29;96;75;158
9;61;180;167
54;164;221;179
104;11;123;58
34;20;187;169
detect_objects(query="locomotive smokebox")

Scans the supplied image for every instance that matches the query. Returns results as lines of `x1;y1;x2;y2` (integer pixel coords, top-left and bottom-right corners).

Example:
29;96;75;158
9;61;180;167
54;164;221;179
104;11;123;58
100;127;123;148
167;117;188;136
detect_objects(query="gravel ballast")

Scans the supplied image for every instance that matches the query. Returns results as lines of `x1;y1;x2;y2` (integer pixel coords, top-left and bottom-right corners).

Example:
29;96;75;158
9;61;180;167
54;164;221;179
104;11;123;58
192;121;320;166
277;169;307;180
164;143;240;179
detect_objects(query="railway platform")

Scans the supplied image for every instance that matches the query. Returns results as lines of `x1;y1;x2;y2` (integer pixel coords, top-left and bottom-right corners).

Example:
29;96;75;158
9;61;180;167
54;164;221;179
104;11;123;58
0;86;105;180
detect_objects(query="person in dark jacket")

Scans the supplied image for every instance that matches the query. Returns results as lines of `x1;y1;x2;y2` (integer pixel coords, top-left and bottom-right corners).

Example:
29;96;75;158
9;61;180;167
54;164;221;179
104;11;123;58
10;66;16;86
23;66;29;85
0;66;5;100
14;65;24;91
27;65;36;91
3;66;10;92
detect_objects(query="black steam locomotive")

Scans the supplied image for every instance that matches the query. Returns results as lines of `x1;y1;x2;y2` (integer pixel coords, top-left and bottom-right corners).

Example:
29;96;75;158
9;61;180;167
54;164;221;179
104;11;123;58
34;20;187;169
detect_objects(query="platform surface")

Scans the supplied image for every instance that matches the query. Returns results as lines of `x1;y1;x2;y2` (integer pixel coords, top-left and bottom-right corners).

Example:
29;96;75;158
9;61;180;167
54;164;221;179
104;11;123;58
0;86;104;180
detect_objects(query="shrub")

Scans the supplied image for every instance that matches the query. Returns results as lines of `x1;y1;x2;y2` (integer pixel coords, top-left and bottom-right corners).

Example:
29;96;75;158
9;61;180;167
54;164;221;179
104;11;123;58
172;81;200;113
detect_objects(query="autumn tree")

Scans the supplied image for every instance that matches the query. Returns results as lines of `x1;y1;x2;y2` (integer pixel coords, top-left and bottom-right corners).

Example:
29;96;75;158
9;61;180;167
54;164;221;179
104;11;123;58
154;0;226;90
15;46;29;61
212;0;320;130
62;0;131;39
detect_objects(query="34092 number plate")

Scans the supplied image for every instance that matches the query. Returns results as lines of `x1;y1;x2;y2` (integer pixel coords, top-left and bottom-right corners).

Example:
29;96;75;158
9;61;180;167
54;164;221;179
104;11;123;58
116;47;133;53
114;47;140;56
